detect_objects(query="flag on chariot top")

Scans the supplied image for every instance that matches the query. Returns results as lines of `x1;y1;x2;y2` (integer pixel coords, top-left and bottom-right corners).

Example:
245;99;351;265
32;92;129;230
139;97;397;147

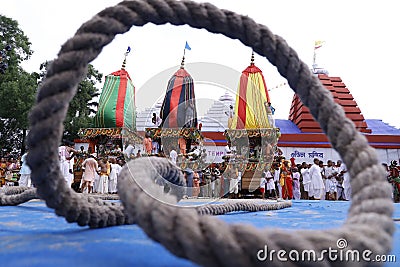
314;40;325;49
185;41;191;51
230;52;273;130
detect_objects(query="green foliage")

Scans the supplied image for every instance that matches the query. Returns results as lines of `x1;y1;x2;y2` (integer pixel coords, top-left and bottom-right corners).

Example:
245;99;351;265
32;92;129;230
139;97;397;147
39;62;102;142
0;118;20;154
0;15;32;72
64;64;102;141
0;15;36;155
0;71;37;128
0;15;102;154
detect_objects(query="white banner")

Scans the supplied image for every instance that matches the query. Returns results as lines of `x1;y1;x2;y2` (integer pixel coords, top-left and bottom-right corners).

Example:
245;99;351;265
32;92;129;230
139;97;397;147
280;147;400;165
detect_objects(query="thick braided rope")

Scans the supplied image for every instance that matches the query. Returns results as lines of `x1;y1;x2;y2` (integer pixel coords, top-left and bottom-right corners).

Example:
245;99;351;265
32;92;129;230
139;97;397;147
196;200;292;216
0;187;38;205
23;0;393;266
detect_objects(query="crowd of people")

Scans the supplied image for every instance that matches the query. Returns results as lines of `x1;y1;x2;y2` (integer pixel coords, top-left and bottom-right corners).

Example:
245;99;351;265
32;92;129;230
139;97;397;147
0;156;23;186
1;144;400;203
58;143;125;194
175;157;353;201
180;162;240;199
258;158;352;201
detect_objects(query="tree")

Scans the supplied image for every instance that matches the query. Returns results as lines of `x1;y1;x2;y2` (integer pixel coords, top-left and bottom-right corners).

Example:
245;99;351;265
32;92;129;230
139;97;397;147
0;15;32;68
0;15;36;156
0;71;37;153
39;62;102;142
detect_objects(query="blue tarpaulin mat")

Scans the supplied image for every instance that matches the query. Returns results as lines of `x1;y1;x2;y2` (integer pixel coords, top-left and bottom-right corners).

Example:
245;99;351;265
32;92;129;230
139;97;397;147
1;199;399;266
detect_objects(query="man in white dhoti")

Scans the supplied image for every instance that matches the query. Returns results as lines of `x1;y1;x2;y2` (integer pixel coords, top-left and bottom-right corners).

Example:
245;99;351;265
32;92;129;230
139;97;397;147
292;167;301;200
212;168;221;198
59;142;77;187
81;154;98;194
335;160;345;200
300;162;311;199
19;152;31;187
273;163;281;199
319;161;326;200
108;158;122;194
264;168;276;199
340;163;351;201
309;158;325;200
324;160;337;200
97;158;109;194
229;166;240;199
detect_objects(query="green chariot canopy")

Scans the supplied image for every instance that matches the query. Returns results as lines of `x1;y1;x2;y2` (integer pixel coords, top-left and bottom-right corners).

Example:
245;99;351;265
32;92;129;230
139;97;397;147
93;68;136;130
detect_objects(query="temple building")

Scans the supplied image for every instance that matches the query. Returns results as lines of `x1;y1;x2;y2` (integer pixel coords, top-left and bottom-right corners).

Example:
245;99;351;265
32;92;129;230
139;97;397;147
278;73;400;163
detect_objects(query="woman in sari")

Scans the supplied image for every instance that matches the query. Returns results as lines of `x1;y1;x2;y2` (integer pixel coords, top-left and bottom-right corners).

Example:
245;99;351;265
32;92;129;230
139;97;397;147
280;160;293;200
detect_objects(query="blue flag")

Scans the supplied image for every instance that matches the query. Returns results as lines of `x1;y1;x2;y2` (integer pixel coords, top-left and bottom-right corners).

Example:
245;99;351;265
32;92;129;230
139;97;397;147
127;46;131;53
185;41;191;51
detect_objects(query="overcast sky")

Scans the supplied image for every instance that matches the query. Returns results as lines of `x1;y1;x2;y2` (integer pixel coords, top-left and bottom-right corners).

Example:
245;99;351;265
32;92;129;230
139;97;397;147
2;0;399;129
